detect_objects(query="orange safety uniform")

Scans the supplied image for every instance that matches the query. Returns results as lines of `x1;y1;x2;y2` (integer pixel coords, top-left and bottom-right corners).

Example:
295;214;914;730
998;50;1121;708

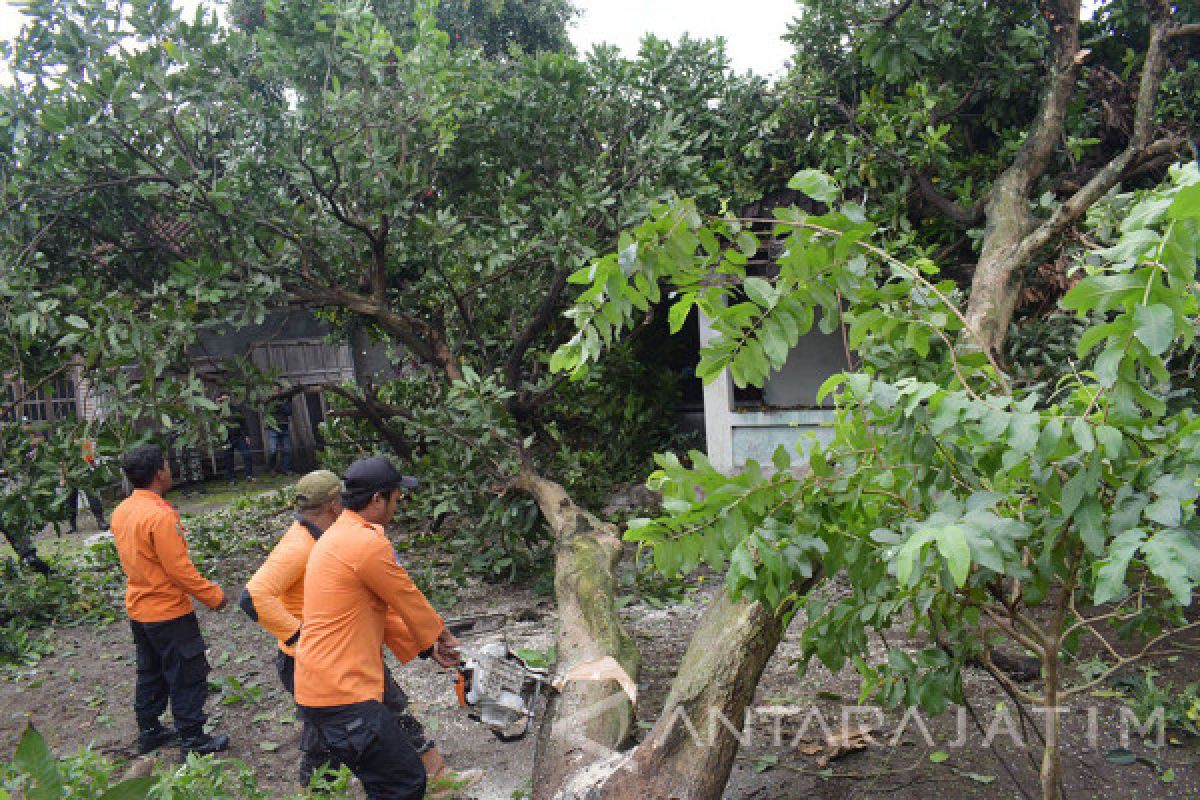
294;510;444;708
242;520;310;656
110;489;225;622
243;518;430;659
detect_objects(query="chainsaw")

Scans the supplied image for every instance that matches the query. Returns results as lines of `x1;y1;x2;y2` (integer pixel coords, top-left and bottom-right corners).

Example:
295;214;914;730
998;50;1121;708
444;614;552;742
443;613;637;743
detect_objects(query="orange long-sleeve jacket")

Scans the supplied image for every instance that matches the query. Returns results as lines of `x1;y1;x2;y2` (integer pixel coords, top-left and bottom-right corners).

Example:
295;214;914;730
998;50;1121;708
242;518;429;660
242;520;310;656
294;510;444;708
110;489;225;622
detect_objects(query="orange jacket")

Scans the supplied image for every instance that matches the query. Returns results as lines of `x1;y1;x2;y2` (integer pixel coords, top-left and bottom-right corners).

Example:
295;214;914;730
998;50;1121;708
242;520;310;656
242;518;428;659
110;489;224;622
294;510;444;708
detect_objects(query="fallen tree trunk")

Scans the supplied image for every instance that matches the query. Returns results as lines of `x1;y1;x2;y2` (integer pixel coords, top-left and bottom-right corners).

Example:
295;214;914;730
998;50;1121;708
554;586;808;800
515;465;820;800
513;468;640;800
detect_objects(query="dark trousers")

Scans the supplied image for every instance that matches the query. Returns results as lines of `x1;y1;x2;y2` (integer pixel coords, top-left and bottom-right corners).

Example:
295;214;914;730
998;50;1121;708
267;428;292;473
278;653;432;786
299;700;426;800
130;612;211;735
67;488;105;530
223;437;253;481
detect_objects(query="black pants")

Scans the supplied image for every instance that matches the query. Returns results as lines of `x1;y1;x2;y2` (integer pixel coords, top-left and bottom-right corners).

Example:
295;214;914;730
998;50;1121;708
278;653;432;785
223;437;253;481
130;612;210;735
299;701;426;800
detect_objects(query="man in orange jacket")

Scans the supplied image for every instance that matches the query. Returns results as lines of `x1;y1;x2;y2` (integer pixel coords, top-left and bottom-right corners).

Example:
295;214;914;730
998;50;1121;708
294;456;461;800
110;444;230;759
240;469;459;787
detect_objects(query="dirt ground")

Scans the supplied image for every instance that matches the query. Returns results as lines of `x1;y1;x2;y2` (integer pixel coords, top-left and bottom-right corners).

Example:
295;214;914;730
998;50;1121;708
3;481;1200;799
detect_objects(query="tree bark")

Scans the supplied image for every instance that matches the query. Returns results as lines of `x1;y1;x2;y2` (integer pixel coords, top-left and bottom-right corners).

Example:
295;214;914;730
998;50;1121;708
557;587;798;800
963;0;1183;358
512;468;640;800
963;0;1082;358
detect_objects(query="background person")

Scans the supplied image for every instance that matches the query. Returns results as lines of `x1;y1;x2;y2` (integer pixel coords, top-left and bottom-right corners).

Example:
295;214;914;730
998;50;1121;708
110;444;230;759
216;393;255;484
266;383;293;474
294;456;461;800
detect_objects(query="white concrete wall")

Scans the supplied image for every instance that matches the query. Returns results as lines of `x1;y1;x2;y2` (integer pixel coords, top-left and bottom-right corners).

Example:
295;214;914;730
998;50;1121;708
700;311;846;474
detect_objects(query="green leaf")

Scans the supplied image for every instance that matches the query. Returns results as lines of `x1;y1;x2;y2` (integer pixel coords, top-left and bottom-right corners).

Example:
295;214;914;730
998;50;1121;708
14;724;62;794
668;294;695;334
896;529;935;586
1095;425;1122;459
1094;347;1124;387
1104;748;1137;765
744;276;774;307
929;750;949;764
1075;495;1106;556
64;315;88;330
1168;184;1200;220
1132;304;1175;356
787;169;840;204
1072;417;1095;453
1060;273;1144;315
99;777;155;800
935;525;971;587
1094;529;1147;604
1142;530;1199;605
965;772;997;784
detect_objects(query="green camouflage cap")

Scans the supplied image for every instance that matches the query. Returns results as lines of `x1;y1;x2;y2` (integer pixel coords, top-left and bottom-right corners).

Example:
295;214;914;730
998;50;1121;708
295;470;342;509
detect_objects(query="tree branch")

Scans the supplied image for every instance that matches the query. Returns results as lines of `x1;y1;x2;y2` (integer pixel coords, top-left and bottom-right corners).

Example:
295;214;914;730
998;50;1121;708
292;285;463;381
321;383;415;458
504;264;570;397
1012;4;1181;263
915;171;983;226
873;0;918;28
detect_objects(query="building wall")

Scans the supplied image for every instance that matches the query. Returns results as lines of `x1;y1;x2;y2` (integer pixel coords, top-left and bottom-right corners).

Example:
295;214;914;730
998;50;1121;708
700;312;848;474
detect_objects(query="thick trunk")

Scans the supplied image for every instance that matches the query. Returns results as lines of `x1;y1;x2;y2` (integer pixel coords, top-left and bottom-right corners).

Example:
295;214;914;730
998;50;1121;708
558;588;792;800
513;469;640;800
963;1;1180;358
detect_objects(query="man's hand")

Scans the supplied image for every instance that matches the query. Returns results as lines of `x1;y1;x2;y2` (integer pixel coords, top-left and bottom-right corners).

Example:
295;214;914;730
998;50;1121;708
431;628;462;668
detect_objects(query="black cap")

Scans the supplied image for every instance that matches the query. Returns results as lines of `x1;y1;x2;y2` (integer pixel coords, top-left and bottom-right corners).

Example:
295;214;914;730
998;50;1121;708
343;456;418;495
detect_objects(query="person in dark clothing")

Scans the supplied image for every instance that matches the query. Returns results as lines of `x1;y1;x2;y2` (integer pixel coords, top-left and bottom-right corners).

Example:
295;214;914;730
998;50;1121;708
217;393;255;483
110;444;230;760
266;383;293;474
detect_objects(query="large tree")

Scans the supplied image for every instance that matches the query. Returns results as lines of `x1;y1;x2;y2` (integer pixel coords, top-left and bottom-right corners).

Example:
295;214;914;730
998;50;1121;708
0;0;768;792
5;2;1199;800
550;2;1200;800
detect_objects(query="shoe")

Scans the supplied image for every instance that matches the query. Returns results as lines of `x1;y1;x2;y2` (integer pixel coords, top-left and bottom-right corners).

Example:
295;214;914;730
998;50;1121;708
137;725;178;754
180;731;230;760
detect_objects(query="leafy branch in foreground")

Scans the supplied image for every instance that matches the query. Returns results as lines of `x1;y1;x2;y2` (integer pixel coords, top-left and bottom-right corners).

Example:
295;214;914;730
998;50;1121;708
553;161;1200;800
